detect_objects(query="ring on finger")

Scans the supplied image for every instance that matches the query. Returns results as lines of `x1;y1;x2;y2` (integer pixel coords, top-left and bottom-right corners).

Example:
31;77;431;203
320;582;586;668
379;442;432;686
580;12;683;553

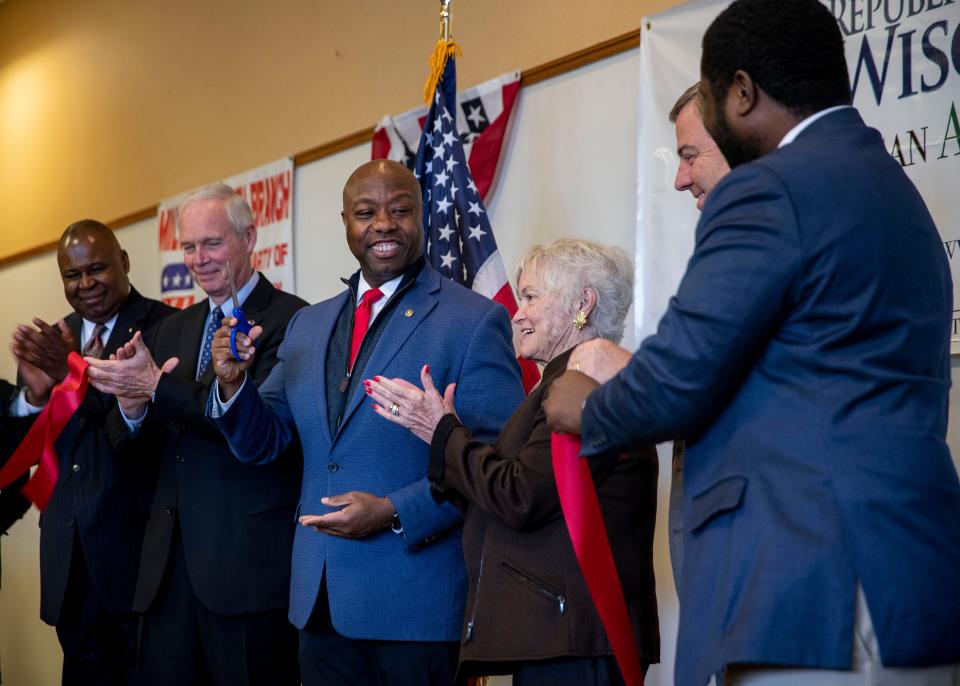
389;402;401;416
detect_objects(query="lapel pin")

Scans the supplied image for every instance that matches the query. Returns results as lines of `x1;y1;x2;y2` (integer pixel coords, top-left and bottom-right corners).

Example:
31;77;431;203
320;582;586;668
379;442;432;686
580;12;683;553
404;309;414;317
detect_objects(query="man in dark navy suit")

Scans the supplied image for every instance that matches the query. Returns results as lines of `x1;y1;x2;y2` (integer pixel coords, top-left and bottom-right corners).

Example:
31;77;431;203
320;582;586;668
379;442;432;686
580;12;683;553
85;185;306;686
8;220;175;685
547;1;960;684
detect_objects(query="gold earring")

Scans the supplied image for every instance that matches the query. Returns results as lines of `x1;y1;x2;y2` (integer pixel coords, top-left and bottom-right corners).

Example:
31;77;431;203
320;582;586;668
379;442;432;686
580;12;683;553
573;310;588;331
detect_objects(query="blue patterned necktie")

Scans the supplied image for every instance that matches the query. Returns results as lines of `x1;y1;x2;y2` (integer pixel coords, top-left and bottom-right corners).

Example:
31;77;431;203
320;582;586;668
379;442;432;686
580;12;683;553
197;305;223;380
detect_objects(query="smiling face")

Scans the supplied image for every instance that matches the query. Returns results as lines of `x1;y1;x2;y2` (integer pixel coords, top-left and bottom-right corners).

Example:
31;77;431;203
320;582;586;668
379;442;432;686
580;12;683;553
342;160;424;287
512;266;575;365
178;198;256;304
674;100;731;211
58;226;131;323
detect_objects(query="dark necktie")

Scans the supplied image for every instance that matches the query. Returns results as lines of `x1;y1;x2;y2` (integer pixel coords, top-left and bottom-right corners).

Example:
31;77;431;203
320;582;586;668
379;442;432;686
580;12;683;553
349;289;384;372
197;305;224;380
81;323;107;359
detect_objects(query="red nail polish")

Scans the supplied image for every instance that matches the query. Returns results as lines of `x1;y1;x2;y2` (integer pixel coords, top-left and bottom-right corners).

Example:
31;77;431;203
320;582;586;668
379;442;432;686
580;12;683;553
364;388;371;395
425;364;430;373
373;404;380;411
374;376;380;381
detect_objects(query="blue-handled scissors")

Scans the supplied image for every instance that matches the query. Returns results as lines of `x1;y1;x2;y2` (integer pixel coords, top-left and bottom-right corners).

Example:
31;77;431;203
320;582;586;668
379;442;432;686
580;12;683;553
226;261;253;362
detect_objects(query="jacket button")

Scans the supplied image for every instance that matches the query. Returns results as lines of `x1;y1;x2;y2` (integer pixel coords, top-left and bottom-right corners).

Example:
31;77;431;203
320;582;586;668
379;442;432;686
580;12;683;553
165;506;174;515
327;463;339;473
72;464;81;472
176;455;185;463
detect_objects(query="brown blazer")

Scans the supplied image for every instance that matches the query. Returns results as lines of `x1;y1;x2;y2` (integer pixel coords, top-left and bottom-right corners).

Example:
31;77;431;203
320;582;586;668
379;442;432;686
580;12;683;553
429;348;660;680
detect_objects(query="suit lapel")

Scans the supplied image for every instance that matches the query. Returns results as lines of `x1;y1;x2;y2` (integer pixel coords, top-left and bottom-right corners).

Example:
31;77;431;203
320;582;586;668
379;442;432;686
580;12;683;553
314;291;350;447
335;271;440;440
177;301;211;384
102;289;147;356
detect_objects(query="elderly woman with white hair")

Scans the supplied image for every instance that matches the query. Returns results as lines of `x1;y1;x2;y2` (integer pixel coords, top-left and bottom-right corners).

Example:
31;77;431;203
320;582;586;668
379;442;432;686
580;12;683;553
366;239;659;685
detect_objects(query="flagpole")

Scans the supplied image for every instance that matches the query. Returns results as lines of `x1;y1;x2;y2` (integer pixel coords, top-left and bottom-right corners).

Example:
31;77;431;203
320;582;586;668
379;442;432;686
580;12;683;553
424;0;461;103
440;0;452;41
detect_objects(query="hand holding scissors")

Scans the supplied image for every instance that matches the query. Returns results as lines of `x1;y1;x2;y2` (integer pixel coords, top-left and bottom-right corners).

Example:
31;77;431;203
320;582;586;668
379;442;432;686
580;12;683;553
226;261;253;362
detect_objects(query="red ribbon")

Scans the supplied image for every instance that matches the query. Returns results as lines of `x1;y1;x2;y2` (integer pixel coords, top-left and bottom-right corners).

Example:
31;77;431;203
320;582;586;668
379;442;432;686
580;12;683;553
0;352;90;510
552;432;644;686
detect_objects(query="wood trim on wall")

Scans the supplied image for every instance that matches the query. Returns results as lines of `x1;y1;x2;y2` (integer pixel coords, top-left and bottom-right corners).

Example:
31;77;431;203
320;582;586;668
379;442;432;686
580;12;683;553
0;28;641;270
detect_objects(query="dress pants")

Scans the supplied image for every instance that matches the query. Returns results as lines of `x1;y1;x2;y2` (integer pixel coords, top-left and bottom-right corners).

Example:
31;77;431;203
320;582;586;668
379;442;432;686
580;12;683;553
514;656;644;686
723;587;960;686
56;538;137;686
136;522;299;686
298;576;459;686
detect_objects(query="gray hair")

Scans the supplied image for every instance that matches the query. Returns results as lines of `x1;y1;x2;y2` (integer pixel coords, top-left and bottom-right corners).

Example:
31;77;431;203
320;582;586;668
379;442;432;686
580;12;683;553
515;239;634;344
669;82;703;123
176;183;254;237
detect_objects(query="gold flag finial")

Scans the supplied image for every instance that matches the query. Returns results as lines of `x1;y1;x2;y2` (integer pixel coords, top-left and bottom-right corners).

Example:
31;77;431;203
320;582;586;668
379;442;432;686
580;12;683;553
440;0;452;41
424;0;461;104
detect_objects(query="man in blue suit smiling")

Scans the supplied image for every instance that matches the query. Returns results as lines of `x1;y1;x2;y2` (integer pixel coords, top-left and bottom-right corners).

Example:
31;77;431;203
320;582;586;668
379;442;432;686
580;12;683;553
547;1;960;684
209;160;524;685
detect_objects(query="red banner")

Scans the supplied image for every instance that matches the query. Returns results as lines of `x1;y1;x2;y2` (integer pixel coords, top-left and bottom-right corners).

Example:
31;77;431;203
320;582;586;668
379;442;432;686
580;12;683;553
552;432;644;686
0;353;90;510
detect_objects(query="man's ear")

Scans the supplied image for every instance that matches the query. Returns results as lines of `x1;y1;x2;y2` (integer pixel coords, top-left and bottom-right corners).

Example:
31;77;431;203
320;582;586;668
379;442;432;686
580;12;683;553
243;224;258;251
731;69;759;117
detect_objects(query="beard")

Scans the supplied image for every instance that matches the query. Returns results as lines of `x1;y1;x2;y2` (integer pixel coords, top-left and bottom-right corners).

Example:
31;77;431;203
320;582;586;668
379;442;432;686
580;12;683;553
708;108;764;169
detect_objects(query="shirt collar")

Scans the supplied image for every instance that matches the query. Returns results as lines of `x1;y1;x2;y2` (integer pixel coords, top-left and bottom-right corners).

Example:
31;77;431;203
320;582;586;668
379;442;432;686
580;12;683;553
778;105;852;148
81;312;119;347
208;271;259;319
357;272;403;304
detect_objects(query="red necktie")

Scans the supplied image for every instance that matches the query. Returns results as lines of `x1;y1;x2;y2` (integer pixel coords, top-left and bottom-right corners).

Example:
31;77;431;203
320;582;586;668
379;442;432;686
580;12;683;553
349;288;384;372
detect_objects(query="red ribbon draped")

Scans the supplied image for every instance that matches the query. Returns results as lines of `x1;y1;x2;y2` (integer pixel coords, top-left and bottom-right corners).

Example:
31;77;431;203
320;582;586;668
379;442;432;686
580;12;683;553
0;352;90;510
552;432;644;686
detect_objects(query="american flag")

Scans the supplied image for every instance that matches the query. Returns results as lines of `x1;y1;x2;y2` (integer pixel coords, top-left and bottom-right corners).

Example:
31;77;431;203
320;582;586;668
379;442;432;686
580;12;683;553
372;69;520;203
413;57;539;392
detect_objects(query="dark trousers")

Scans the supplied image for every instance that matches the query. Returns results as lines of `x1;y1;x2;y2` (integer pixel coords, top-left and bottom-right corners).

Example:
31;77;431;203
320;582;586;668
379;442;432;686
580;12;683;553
514;656;641;686
298;577;459;686
56;541;137;686
136;525;298;686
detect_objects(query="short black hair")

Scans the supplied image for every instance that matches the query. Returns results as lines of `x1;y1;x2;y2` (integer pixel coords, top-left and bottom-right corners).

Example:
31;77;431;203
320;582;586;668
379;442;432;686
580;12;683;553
61;219;119;248
701;0;851;118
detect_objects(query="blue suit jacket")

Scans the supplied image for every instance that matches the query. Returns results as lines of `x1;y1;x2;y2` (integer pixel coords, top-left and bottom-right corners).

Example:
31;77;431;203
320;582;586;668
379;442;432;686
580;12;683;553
213;264;524;640
581;108;960;685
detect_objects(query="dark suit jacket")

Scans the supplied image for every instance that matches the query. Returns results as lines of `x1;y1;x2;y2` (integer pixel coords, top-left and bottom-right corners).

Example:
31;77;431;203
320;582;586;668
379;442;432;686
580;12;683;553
430;350;659;680
108;275;306;616
581;108;960;685
37;288;175;625
0;380;31;589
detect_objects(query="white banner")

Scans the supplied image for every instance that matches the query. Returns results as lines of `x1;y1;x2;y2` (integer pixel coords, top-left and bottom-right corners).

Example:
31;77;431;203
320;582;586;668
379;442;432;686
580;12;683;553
636;0;960;345
158;157;295;309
